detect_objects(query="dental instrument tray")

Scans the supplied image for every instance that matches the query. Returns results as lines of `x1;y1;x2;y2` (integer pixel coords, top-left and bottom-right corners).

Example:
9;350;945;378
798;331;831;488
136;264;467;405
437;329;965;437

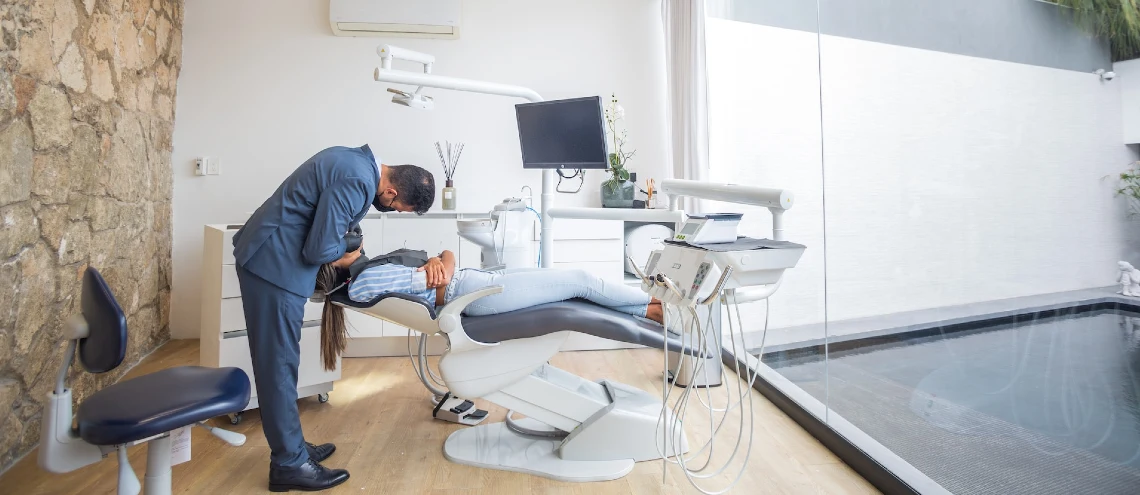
658;236;806;288
672;213;743;244
664;236;805;252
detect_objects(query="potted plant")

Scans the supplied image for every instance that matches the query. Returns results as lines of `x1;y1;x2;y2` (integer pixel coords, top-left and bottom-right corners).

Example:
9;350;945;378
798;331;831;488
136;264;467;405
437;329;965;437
601;94;637;208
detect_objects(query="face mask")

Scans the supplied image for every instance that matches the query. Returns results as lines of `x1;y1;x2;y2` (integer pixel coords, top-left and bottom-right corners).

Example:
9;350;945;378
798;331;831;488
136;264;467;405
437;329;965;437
372;194;396;212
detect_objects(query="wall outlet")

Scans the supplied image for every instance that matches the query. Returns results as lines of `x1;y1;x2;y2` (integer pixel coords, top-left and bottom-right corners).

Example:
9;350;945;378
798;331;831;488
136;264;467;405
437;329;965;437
196;157;221;176
206;157;221;175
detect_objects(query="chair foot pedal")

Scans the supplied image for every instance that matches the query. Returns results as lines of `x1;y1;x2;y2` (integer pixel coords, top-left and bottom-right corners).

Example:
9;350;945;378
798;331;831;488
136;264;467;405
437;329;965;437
432;394;489;426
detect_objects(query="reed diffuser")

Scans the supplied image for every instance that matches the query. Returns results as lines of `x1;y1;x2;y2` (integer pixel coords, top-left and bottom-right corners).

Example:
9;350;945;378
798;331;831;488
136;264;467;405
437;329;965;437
435;141;465;210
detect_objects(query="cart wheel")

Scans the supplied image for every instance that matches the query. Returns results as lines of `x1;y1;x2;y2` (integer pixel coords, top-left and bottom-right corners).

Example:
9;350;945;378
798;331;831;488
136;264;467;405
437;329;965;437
229;412;243;425
318;393;329;404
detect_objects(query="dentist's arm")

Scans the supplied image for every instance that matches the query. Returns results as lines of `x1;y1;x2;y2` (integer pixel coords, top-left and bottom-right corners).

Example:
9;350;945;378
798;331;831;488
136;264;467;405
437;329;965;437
302;178;371;266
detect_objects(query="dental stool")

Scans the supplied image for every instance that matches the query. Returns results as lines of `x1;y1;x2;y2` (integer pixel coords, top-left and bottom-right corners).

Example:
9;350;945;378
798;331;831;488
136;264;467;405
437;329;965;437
38;267;251;495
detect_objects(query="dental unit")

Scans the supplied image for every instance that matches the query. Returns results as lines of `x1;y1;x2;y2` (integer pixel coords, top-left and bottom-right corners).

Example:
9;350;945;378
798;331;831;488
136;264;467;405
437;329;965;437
363;45;805;492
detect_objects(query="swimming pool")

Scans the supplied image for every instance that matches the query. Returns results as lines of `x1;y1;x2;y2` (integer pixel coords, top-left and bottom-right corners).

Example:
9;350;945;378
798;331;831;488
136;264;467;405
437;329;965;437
764;303;1140;495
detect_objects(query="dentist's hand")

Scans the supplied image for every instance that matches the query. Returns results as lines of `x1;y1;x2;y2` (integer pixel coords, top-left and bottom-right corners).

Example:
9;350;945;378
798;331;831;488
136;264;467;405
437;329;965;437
418;257;449;288
332;247;362;269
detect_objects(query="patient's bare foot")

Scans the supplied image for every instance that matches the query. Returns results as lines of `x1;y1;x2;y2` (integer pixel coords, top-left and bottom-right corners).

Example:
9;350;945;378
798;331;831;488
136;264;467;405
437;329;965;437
646;303;664;324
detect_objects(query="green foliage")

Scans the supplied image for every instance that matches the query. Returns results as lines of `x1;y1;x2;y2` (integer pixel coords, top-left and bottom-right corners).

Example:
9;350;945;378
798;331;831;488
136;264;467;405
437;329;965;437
1052;0;1140;61
1114;161;1140;216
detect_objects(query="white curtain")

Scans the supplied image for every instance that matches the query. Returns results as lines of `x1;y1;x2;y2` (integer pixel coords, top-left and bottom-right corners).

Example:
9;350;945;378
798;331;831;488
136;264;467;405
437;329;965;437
661;0;711;213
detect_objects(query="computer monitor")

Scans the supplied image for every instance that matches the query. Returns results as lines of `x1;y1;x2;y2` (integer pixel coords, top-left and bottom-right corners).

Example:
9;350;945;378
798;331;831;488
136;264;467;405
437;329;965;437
515;96;609;170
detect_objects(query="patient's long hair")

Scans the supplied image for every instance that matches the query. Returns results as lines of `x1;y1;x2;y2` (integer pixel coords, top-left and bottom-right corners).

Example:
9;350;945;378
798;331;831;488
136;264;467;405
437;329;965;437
316;264;348;372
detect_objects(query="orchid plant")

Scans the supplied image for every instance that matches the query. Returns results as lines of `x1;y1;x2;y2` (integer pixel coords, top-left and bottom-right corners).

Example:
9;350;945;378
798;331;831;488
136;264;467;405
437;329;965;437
603;94;636;193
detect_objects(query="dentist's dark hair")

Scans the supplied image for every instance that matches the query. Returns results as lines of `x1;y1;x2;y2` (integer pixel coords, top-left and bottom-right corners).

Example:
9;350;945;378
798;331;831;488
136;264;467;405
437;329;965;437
315;263;348;372
388;164;435;214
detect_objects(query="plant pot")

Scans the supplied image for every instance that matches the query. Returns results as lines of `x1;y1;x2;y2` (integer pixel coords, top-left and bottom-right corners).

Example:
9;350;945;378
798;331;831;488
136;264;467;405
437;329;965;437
601;180;635;208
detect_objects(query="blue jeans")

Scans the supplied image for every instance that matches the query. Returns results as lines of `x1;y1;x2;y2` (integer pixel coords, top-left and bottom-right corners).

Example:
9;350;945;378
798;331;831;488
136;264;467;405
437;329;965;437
449;267;651;317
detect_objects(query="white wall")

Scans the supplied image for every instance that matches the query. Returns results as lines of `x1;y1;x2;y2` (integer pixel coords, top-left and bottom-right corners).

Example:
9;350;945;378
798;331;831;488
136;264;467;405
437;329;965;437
169;0;668;338
707;18;1140;331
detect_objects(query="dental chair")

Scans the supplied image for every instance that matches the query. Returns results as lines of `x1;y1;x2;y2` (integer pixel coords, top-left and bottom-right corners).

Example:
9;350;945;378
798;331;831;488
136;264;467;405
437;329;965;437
39;267;251;495
326;285;703;482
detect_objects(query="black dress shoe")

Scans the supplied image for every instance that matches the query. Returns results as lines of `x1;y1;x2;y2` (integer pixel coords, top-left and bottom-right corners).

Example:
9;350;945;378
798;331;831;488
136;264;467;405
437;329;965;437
306;441;336;463
268;459;350;492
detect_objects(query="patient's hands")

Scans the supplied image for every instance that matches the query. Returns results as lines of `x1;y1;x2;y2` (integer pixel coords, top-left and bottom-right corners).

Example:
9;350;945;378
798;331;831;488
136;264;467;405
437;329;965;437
419;257;450;288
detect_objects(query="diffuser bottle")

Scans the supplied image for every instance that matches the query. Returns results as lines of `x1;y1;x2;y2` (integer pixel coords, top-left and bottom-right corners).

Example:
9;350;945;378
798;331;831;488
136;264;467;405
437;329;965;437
442;180;456;210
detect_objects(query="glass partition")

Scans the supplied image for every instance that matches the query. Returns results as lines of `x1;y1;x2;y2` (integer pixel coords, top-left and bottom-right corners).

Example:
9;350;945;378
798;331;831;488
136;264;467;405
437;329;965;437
704;0;830;410
708;1;1140;493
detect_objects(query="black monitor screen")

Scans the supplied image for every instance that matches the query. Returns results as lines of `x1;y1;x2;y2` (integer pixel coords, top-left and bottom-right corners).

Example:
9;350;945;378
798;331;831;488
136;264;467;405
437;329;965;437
515;96;608;169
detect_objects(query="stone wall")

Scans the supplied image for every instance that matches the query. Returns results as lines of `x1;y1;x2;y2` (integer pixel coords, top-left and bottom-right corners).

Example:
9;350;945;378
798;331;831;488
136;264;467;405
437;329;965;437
0;0;182;471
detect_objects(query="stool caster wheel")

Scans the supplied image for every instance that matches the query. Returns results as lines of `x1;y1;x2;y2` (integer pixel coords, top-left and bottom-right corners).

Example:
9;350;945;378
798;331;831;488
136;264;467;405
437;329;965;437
229;412;243;425
318;393;329;404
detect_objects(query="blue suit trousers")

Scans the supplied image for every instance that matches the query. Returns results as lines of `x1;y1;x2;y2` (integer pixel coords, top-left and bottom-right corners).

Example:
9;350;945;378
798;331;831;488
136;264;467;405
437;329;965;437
235;265;311;468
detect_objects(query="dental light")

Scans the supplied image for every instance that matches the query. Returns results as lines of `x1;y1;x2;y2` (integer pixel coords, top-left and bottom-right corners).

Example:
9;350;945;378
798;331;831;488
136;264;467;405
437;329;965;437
378;44;436;109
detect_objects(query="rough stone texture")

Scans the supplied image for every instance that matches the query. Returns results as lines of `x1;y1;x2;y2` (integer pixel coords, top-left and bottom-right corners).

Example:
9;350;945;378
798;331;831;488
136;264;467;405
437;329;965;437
17;26;57;84
1;204;38;259
0;0;183;473
0;68;14;123
27;84;71;150
57;43;85;92
50;0;78;61
88;55;113;101
31;152;71;204
13;75;35;115
0;121;33;207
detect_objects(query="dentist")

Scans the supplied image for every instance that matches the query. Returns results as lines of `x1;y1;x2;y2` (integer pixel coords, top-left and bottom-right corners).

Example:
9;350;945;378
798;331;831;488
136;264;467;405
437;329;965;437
232;144;435;492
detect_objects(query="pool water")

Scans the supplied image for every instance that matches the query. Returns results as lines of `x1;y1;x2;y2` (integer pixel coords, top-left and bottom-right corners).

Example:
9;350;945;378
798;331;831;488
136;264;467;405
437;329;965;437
767;308;1140;495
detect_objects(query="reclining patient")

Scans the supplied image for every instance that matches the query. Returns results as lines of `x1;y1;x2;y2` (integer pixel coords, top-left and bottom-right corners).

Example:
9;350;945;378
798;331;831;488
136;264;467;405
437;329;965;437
314;249;663;370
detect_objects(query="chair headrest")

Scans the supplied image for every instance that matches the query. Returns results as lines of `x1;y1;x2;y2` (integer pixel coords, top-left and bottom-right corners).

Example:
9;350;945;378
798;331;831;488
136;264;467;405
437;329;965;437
78;267;128;373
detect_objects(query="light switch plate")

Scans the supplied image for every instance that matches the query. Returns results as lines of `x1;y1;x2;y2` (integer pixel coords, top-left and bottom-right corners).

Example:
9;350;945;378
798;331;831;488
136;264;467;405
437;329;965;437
194;158;207;176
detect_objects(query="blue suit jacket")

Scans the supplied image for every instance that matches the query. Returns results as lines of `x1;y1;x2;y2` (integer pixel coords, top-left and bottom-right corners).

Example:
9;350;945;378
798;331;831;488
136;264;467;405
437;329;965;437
233;145;380;297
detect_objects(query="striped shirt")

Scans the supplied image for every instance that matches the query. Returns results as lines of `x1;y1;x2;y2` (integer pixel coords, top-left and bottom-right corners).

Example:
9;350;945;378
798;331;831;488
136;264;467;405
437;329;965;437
347;263;437;305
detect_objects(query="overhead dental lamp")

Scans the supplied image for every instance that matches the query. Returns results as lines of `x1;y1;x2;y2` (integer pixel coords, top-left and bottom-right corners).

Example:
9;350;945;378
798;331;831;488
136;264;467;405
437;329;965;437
377;45;436;109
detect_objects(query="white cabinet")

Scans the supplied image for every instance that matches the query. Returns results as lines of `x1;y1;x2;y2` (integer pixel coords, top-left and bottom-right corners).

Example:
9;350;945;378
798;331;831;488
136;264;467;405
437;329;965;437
1118;58;1140;144
200;225;341;412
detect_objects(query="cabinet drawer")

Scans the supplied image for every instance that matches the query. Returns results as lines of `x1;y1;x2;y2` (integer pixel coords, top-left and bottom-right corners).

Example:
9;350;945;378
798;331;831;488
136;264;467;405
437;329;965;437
219;322;338;397
552;239;623;263
221;265;241;298
298;322;342;387
552;261;624;281
533;219;622;241
221;229;237;265
220;298;323;333
383;218;460;254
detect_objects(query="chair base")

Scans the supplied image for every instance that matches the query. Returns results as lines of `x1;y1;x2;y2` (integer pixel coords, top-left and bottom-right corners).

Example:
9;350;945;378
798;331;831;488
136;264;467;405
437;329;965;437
443;418;635;482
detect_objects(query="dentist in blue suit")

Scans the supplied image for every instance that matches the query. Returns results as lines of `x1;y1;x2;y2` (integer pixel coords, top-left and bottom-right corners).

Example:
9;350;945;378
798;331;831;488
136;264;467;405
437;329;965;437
232;144;435;492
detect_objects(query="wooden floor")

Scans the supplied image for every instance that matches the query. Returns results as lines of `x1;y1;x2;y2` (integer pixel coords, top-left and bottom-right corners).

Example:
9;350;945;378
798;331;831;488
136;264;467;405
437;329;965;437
0;340;877;494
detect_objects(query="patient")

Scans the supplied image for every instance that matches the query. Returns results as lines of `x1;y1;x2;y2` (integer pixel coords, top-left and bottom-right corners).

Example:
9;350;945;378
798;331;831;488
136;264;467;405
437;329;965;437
314;249;662;370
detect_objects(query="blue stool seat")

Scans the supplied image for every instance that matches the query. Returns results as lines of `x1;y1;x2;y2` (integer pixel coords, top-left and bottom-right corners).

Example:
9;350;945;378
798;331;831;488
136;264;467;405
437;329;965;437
76;366;251;446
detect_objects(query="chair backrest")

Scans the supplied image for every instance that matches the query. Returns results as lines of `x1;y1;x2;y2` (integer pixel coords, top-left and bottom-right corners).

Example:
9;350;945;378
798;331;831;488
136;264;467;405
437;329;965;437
78;267;128;373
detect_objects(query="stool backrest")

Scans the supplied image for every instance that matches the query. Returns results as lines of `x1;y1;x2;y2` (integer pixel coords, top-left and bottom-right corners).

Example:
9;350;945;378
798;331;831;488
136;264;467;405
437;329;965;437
78;267;128;373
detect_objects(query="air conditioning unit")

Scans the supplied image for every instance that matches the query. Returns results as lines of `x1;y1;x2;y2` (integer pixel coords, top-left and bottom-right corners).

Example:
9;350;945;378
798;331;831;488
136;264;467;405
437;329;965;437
330;0;461;39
